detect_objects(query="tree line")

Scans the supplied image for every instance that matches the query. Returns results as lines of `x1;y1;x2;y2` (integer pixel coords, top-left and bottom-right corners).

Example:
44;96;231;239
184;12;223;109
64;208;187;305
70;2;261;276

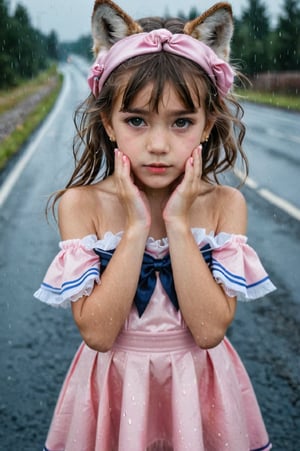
1;0;299;90
0;0;59;88
181;0;300;76
68;0;299;77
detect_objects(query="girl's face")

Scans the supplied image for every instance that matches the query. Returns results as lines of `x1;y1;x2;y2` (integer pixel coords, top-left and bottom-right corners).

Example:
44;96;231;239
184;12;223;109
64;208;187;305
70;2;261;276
104;81;211;191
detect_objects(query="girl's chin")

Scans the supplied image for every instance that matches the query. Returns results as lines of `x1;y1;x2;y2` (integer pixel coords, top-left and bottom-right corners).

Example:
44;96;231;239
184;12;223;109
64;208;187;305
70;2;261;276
133;174;184;192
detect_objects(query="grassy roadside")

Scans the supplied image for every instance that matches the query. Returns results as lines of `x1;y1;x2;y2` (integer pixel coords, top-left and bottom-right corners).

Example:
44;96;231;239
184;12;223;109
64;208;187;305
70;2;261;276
236;88;300;111
0;65;63;170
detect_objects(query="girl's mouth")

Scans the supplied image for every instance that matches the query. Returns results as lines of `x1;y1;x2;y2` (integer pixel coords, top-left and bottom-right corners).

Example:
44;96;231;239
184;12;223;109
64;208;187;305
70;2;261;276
144;164;170;174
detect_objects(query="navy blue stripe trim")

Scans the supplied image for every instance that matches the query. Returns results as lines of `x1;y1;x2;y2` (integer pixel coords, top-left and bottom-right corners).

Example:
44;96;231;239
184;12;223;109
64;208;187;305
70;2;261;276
211;259;246;282
211;259;270;289
250;441;272;451
41;267;99;294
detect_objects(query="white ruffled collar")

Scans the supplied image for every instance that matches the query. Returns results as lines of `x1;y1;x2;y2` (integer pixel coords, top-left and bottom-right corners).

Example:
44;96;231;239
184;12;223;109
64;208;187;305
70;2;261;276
77;228;247;258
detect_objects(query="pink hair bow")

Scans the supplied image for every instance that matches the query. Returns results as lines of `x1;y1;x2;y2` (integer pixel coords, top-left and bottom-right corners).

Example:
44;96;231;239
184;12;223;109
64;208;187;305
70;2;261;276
88;29;234;98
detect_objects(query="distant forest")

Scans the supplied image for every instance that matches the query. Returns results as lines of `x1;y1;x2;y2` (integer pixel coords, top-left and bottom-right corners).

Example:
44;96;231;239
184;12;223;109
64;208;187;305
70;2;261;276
1;0;299;89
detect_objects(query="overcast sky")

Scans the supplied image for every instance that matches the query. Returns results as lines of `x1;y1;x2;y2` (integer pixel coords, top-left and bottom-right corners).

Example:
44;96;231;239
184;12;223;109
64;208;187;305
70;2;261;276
10;0;284;41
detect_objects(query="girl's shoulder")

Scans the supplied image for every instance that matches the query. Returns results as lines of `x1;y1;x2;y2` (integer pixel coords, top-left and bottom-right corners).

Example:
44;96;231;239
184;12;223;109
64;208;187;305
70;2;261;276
214;184;246;206
59;178;116;208
197;183;247;235
58;178;117;239
214;185;247;234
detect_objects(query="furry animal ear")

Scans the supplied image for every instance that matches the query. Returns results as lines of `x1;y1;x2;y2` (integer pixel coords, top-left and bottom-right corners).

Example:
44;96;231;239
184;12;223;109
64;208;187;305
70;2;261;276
92;0;142;55
183;2;233;61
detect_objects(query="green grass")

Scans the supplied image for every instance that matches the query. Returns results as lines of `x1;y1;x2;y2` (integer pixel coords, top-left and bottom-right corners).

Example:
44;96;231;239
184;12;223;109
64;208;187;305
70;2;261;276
0;65;59;115
236;88;300;111
0;68;63;170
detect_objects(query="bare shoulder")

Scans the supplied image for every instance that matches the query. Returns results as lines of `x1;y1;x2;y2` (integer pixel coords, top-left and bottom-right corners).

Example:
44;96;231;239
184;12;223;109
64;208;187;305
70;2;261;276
58;184;104;240
214;185;247;235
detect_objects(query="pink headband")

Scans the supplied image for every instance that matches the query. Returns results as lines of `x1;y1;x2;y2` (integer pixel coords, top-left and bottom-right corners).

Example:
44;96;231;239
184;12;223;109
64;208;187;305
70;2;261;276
88;29;234;98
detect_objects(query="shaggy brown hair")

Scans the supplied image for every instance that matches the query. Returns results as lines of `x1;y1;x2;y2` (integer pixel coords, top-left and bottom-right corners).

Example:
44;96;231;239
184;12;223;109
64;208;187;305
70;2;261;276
49;17;248;214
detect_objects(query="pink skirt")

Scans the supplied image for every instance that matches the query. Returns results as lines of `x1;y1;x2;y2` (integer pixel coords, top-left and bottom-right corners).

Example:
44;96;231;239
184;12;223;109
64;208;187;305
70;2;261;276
44;329;271;451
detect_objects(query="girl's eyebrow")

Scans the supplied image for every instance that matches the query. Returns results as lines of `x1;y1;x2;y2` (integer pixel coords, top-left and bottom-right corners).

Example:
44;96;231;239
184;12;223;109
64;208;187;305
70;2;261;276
122;107;198;115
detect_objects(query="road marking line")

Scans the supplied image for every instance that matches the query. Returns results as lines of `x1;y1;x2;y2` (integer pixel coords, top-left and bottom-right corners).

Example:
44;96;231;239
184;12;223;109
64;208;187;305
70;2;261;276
234;169;300;222
234;169;259;189
0;69;70;209
266;128;300;144
258;188;300;221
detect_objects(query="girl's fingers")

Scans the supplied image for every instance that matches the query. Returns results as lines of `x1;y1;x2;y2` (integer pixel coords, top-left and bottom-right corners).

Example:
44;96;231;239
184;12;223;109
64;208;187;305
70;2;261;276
191;145;202;179
182;145;202;187
115;148;131;179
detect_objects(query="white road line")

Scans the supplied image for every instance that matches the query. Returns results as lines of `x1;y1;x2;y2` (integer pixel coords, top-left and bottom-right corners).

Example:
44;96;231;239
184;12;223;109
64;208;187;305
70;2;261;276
258;188;300;221
265;128;300;144
234;169;300;221
0;70;70;208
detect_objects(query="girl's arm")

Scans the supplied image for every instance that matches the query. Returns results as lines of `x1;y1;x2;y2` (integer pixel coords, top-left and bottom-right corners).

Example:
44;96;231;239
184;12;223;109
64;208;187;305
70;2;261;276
59;151;151;352
164;148;247;349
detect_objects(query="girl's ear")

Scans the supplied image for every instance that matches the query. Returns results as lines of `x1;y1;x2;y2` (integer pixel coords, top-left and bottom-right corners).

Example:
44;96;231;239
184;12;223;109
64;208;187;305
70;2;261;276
92;0;142;55
201;118;216;143
183;2;233;61
100;113;115;141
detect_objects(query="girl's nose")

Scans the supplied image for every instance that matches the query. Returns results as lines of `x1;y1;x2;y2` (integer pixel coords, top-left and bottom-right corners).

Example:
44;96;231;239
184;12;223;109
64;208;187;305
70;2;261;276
146;127;170;154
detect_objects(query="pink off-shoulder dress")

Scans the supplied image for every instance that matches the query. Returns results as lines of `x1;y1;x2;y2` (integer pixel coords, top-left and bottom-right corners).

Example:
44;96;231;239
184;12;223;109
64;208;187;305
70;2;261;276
34;228;276;451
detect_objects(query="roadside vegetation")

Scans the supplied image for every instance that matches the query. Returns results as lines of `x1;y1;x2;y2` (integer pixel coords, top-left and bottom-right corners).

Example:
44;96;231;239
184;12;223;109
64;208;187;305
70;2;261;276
236;88;300;111
0;66;63;170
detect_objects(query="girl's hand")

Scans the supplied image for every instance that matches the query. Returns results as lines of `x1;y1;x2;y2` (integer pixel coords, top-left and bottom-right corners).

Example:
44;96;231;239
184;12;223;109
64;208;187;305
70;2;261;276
163;146;202;226
114;149;151;232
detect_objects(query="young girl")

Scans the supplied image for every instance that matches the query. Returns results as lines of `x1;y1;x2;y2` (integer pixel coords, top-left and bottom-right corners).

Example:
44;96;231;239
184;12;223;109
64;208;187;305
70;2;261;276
35;1;276;449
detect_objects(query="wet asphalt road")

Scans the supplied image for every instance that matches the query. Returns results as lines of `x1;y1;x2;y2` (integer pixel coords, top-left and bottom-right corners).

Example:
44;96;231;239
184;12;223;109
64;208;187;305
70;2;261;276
0;59;299;450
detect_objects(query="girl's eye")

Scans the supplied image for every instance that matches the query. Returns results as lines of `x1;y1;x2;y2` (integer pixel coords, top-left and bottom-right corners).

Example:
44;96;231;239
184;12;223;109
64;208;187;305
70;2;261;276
174;118;192;129
127;117;145;127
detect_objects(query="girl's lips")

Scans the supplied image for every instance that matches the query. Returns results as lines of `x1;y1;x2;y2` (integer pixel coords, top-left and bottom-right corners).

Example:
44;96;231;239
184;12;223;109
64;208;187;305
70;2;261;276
144;165;169;174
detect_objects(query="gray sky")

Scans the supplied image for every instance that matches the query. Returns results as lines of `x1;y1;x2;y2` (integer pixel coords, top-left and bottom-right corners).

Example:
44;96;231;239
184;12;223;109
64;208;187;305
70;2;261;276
10;0;284;41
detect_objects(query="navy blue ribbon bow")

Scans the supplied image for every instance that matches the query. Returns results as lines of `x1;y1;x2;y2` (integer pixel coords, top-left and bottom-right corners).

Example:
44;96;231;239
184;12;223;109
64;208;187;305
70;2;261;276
94;244;212;317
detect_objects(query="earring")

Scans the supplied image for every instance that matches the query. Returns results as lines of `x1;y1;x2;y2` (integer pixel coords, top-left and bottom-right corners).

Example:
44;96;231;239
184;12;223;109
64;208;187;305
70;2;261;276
205;135;209;142
109;135;115;142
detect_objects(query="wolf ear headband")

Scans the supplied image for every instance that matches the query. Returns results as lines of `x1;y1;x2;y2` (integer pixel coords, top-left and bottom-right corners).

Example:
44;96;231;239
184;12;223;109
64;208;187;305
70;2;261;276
88;0;234;97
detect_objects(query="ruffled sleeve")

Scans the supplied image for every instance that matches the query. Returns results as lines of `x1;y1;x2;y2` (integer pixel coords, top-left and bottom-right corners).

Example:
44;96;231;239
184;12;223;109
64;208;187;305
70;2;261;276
34;235;100;308
209;233;276;300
